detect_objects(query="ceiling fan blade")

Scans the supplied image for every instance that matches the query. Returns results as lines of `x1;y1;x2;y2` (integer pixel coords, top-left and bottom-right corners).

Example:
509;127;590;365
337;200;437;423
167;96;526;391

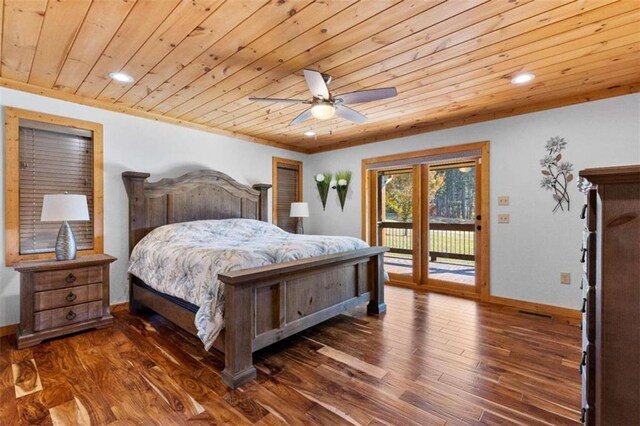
335;105;367;124
290;108;314;125
337;87;397;104
303;69;330;99
249;97;309;104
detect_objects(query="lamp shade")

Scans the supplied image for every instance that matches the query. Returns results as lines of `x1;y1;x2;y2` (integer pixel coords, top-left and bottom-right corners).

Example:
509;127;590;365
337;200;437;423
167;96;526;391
290;202;309;218
41;194;90;222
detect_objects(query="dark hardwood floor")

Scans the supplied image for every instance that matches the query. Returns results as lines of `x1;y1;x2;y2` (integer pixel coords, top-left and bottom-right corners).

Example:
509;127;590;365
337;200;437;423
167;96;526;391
0;287;582;425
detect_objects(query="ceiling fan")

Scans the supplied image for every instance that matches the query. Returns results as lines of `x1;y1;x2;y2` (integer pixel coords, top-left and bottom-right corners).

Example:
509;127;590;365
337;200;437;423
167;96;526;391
248;69;398;126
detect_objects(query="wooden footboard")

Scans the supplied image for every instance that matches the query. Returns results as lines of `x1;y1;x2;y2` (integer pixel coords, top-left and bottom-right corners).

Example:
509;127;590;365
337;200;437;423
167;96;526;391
218;246;388;389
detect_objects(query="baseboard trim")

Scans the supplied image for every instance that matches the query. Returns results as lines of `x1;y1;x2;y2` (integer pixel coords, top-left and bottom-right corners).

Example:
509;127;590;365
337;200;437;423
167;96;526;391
386;280;480;300
386;281;580;320
489;296;581;320
110;301;129;313
0;301;130;338
0;324;16;338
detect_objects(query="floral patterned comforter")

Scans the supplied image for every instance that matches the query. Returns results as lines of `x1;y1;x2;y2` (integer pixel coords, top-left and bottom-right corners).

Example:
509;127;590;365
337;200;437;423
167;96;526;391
128;219;368;349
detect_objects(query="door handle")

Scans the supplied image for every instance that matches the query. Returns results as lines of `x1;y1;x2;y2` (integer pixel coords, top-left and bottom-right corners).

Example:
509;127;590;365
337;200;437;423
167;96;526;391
476;215;481;220
476;225;481;231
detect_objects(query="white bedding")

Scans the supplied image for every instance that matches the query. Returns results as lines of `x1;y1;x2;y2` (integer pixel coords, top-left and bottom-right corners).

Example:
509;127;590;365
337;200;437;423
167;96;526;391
128;219;369;349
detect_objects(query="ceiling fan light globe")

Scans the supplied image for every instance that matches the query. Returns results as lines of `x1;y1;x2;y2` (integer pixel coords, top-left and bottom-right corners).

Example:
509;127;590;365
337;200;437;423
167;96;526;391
311;104;335;120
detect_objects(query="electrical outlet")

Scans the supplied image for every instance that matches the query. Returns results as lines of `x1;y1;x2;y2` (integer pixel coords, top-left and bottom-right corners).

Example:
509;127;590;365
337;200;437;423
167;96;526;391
498;196;510;206
560;272;571;285
497;214;510;224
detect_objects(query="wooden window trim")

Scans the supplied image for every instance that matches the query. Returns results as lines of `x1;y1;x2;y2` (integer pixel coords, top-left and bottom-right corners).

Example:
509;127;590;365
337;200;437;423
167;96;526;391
4;107;104;266
272;157;303;226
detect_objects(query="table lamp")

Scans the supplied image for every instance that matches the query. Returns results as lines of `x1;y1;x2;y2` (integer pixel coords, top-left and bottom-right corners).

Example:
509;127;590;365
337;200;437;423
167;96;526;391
290;202;309;234
41;194;90;260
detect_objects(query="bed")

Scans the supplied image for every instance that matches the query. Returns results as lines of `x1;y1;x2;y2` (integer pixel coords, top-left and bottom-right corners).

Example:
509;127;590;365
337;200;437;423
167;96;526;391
122;170;387;389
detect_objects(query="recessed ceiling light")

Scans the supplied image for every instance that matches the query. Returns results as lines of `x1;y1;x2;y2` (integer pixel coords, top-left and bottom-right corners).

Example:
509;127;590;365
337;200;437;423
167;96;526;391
304;130;316;137
511;72;535;85
108;71;134;83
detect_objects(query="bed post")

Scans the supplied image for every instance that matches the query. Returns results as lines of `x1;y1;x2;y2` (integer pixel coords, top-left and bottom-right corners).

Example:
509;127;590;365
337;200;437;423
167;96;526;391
122;171;150;314
367;252;387;314
221;284;256;389
122;171;151;254
252;184;271;222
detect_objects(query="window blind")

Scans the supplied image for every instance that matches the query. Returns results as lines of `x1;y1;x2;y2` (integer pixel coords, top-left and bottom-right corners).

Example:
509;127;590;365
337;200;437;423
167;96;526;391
276;165;299;233
18;122;94;255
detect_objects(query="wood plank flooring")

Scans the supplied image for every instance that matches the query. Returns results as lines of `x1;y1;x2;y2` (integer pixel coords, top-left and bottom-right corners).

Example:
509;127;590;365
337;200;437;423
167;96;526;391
0;287;582;425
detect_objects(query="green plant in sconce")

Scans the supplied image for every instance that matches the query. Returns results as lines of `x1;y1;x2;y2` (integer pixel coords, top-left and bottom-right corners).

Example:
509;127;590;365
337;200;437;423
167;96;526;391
333;170;352;212
315;172;332;210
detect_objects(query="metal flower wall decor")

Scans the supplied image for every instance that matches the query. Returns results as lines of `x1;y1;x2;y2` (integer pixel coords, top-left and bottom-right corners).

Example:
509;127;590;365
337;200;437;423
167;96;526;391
539;136;573;213
315;172;332;210
332;171;352;211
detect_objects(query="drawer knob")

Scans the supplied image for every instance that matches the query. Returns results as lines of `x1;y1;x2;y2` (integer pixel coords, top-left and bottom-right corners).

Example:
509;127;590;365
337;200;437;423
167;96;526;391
580;204;587;220
66;311;77;321
65;273;76;284
579;350;587;374
65;292;77;302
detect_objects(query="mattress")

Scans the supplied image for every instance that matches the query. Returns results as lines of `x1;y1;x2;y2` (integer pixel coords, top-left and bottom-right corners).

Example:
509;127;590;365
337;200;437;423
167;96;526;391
128;218;369;349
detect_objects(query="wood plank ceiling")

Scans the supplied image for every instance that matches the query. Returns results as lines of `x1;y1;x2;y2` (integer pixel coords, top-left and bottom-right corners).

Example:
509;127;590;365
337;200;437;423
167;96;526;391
1;0;639;153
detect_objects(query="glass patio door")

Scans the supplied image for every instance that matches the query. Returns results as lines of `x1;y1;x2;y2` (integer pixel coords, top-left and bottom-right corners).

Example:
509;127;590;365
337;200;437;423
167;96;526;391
425;162;478;288
376;167;418;282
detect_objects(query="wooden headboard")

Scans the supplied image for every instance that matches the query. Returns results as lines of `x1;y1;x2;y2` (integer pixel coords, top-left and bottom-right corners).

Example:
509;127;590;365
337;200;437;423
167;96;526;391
122;170;271;254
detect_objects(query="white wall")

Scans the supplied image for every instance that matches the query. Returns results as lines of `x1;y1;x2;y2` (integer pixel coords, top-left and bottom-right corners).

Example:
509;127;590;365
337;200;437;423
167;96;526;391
1;89;637;326
304;94;640;309
0;88;307;327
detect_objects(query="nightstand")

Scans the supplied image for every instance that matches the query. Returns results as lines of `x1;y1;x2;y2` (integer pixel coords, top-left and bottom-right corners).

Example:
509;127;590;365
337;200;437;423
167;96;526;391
13;254;117;348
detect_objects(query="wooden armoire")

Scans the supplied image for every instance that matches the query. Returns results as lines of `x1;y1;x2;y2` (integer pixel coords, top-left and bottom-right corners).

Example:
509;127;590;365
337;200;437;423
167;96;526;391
578;165;640;425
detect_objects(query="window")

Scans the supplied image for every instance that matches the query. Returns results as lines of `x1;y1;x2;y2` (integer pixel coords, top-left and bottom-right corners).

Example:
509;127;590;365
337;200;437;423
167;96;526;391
5;108;103;265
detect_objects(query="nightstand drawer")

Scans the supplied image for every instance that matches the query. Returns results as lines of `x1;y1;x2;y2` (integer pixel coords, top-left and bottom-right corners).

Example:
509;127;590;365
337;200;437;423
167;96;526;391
34;283;102;312
34;301;103;331
34;266;103;291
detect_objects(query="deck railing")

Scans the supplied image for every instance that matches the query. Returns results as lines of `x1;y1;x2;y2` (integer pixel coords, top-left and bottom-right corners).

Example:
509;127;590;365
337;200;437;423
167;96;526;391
378;221;475;261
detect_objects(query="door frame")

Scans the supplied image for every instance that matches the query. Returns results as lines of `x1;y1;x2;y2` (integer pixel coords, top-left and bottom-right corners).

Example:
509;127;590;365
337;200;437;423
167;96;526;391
361;141;490;302
272;157;303;227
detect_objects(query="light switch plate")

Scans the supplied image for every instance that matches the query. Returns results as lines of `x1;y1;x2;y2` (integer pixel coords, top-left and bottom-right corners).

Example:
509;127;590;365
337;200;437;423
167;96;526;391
560;272;571;285
498;196;510;206
497;214;510;224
